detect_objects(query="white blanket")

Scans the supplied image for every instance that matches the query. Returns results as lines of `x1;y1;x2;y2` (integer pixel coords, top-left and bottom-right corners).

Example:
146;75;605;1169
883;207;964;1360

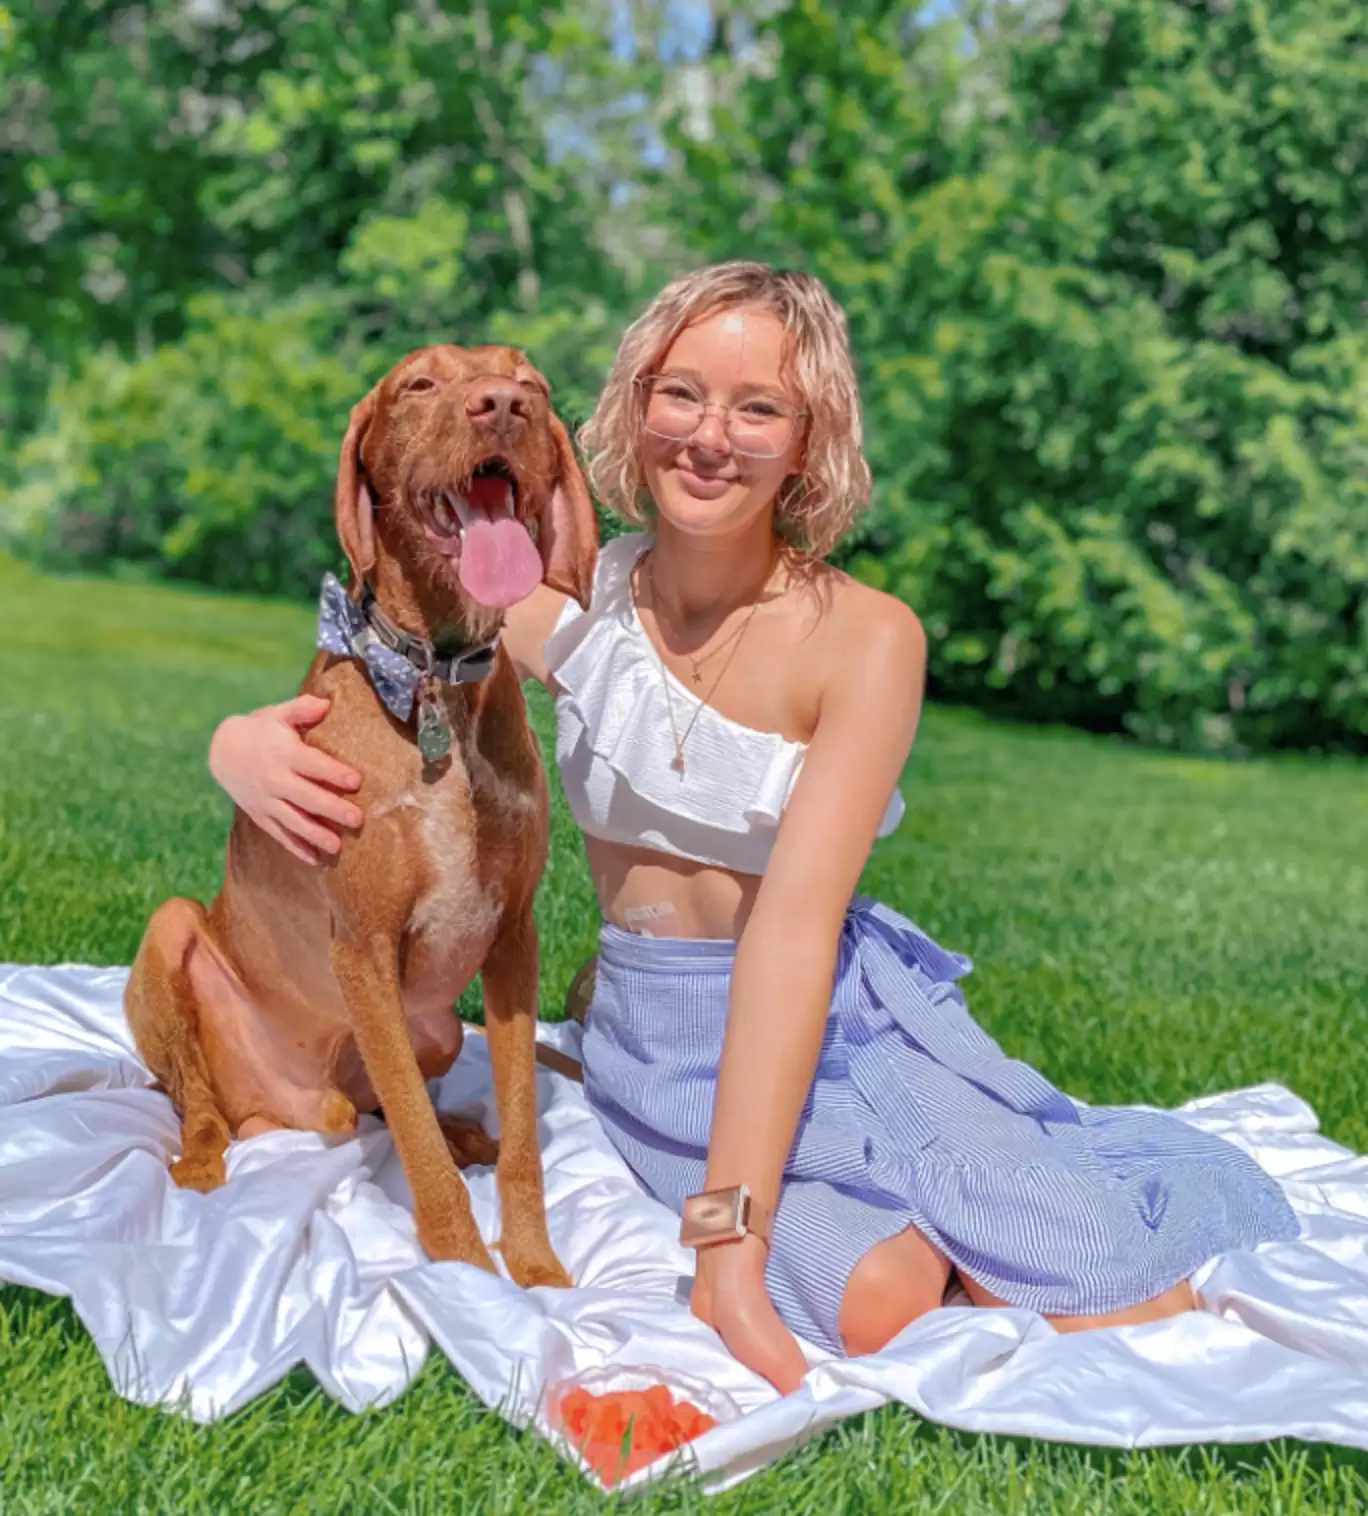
3;962;1368;1494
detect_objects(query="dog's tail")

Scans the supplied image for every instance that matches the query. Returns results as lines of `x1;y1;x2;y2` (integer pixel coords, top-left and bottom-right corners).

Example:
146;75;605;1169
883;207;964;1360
125;898;233;1192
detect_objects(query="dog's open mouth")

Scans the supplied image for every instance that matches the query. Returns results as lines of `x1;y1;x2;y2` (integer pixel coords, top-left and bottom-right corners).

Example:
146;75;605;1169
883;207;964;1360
420;458;541;609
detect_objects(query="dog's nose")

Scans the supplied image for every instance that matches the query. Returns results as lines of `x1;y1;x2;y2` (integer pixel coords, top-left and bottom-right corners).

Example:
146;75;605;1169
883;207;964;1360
465;381;531;433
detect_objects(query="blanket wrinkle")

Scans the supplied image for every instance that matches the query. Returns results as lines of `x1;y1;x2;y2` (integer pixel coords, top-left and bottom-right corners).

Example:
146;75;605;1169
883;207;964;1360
2;962;1368;1495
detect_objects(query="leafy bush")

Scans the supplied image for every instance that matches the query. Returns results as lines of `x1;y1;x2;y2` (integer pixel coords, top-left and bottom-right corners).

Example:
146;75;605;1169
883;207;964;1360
8;288;629;597
847;181;1368;754
1;0;652;591
11;293;364;597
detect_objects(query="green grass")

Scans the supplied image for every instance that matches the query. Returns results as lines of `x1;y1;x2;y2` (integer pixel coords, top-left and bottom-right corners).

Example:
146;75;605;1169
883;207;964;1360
1;551;1366;1515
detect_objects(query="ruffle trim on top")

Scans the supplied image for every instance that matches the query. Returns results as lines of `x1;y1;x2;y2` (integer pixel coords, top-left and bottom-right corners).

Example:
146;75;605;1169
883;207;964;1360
546;534;807;833
545;532;906;841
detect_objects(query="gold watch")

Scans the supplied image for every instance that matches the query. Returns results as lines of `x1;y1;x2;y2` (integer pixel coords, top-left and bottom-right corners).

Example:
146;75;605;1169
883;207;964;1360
679;1184;773;1250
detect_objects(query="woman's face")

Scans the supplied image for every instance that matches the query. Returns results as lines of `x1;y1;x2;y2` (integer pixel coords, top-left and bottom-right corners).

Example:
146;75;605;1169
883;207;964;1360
639;304;806;541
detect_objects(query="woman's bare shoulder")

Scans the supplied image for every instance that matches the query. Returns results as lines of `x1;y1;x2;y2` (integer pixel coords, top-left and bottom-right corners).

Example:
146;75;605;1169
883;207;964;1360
797;563;926;677
774;563;924;740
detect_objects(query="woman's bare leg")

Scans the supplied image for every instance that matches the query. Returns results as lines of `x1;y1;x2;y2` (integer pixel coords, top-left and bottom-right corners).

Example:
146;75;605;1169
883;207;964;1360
958;1274;1196;1330
838;1225;953;1356
839;1220;1195;1355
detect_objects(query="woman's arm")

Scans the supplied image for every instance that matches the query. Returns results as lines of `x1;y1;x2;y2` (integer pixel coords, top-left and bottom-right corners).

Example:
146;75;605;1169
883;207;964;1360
209;696;365;864
501;583;569;687
691;588;928;1389
209;585;569;862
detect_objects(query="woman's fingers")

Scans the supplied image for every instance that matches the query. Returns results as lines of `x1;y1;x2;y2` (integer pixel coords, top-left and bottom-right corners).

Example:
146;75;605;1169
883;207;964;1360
274;693;333;732
280;773;363;831
259;815;321;867
691;1245;808;1393
269;800;344;858
293;742;363;795
717;1292;807;1395
208;697;363;851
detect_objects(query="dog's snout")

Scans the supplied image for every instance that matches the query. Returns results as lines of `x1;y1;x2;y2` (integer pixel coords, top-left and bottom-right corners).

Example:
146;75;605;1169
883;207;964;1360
465;380;531;433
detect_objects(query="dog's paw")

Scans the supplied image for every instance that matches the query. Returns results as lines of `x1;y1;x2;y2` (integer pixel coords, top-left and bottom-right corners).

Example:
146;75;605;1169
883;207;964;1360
502;1245;573;1290
170;1152;226;1192
321;1090;358;1134
436;1115;500;1169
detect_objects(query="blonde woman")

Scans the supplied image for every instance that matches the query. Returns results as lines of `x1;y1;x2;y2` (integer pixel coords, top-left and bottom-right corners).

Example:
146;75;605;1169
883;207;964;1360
209;263;1298;1392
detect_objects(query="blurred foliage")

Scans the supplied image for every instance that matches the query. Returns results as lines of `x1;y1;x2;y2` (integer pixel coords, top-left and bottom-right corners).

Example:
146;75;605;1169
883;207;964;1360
3;0;1365;753
12;292;363;595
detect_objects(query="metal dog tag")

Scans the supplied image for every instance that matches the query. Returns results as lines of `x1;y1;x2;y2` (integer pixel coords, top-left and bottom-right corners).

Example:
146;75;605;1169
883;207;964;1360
417;685;452;765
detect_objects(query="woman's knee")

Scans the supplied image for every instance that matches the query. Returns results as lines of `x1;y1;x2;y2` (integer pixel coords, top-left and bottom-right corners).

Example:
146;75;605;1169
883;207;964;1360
838;1228;951;1357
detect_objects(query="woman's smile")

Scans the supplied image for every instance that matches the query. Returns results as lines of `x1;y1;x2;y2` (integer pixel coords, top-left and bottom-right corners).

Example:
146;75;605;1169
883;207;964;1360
641;306;806;539
672;457;741;500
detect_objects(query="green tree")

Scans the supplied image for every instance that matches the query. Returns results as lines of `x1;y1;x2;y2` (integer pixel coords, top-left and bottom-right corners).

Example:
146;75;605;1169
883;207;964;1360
0;1;662;358
4;0;669;588
667;0;1368;753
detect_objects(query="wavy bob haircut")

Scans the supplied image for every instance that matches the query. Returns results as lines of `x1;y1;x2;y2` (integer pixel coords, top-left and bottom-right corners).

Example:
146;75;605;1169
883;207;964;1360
578;262;872;560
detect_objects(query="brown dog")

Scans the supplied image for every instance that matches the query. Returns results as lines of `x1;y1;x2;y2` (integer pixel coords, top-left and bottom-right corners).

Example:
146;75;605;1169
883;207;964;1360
124;344;597;1288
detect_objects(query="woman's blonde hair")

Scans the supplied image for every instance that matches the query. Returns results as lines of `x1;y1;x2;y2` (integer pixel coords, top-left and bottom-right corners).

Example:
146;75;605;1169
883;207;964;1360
578;261;872;560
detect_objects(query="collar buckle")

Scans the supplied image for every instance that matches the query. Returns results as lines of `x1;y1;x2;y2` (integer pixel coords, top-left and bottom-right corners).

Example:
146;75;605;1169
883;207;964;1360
359;583;499;688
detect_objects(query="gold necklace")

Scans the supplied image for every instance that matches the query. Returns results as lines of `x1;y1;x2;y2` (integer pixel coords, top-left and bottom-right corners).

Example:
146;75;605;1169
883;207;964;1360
643;552;766;777
679;611;752;684
647;553;756;683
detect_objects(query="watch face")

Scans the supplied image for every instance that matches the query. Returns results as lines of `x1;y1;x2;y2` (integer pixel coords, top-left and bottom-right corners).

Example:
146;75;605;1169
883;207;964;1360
679;1187;745;1248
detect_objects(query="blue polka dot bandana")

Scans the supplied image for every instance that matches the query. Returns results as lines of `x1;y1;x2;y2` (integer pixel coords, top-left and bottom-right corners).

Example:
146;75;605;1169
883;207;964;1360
315;572;496;723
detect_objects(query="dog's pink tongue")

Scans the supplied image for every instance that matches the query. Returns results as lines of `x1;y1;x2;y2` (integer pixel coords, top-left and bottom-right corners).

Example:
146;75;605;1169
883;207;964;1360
458;516;542;608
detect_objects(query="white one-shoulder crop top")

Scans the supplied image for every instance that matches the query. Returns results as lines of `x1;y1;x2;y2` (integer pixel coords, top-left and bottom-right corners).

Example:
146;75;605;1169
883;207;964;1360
544;532;905;877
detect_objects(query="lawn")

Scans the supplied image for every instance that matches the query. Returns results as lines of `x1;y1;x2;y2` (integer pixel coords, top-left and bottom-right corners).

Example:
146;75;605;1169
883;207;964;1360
1;551;1366;1515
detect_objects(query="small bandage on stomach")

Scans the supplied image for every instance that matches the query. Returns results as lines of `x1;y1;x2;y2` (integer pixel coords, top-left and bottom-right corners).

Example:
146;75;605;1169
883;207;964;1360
621;902;677;938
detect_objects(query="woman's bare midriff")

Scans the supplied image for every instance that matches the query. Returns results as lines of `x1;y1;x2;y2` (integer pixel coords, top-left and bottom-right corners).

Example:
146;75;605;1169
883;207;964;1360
584;835;764;941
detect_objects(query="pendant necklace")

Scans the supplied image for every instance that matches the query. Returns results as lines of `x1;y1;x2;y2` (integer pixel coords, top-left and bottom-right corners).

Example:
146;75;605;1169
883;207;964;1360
682;615;751;684
645;552;766;778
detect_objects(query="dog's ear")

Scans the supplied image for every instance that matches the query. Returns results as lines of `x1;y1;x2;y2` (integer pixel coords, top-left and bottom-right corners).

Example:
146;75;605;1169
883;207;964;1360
537;410;598;610
334;389;378;595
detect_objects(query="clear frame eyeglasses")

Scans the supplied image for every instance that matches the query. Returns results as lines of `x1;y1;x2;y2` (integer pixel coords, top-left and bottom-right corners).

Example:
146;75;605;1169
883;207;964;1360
635;375;806;459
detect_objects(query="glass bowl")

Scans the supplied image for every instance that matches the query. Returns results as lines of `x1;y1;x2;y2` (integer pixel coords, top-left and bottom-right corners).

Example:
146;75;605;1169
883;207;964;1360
542;1362;741;1486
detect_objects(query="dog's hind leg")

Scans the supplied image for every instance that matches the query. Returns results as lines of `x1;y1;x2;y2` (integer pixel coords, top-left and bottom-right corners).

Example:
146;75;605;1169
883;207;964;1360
482;908;571;1289
125;898;232;1193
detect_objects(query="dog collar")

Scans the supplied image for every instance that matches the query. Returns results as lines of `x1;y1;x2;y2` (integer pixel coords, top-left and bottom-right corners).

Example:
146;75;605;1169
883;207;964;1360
315;572;499;728
358;582;500;687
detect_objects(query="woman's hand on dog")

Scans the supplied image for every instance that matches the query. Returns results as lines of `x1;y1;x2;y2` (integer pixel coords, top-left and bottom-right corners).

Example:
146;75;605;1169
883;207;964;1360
690;1232;809;1394
209;695;365;865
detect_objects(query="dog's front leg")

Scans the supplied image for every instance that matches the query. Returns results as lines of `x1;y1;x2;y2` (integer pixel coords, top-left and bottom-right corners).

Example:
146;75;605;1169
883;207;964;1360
331;932;497;1272
481;909;572;1288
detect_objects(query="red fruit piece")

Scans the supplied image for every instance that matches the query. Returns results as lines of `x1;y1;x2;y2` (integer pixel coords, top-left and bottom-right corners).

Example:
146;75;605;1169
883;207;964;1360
566;1385;722;1483
582;1437;626;1486
559;1387;592;1438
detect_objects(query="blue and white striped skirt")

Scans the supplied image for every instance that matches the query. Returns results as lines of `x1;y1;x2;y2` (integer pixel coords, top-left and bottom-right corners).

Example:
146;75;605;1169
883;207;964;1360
580;897;1301;1356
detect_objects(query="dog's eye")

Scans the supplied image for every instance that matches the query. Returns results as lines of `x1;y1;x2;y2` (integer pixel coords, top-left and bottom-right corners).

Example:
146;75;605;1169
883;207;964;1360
403;376;438;395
